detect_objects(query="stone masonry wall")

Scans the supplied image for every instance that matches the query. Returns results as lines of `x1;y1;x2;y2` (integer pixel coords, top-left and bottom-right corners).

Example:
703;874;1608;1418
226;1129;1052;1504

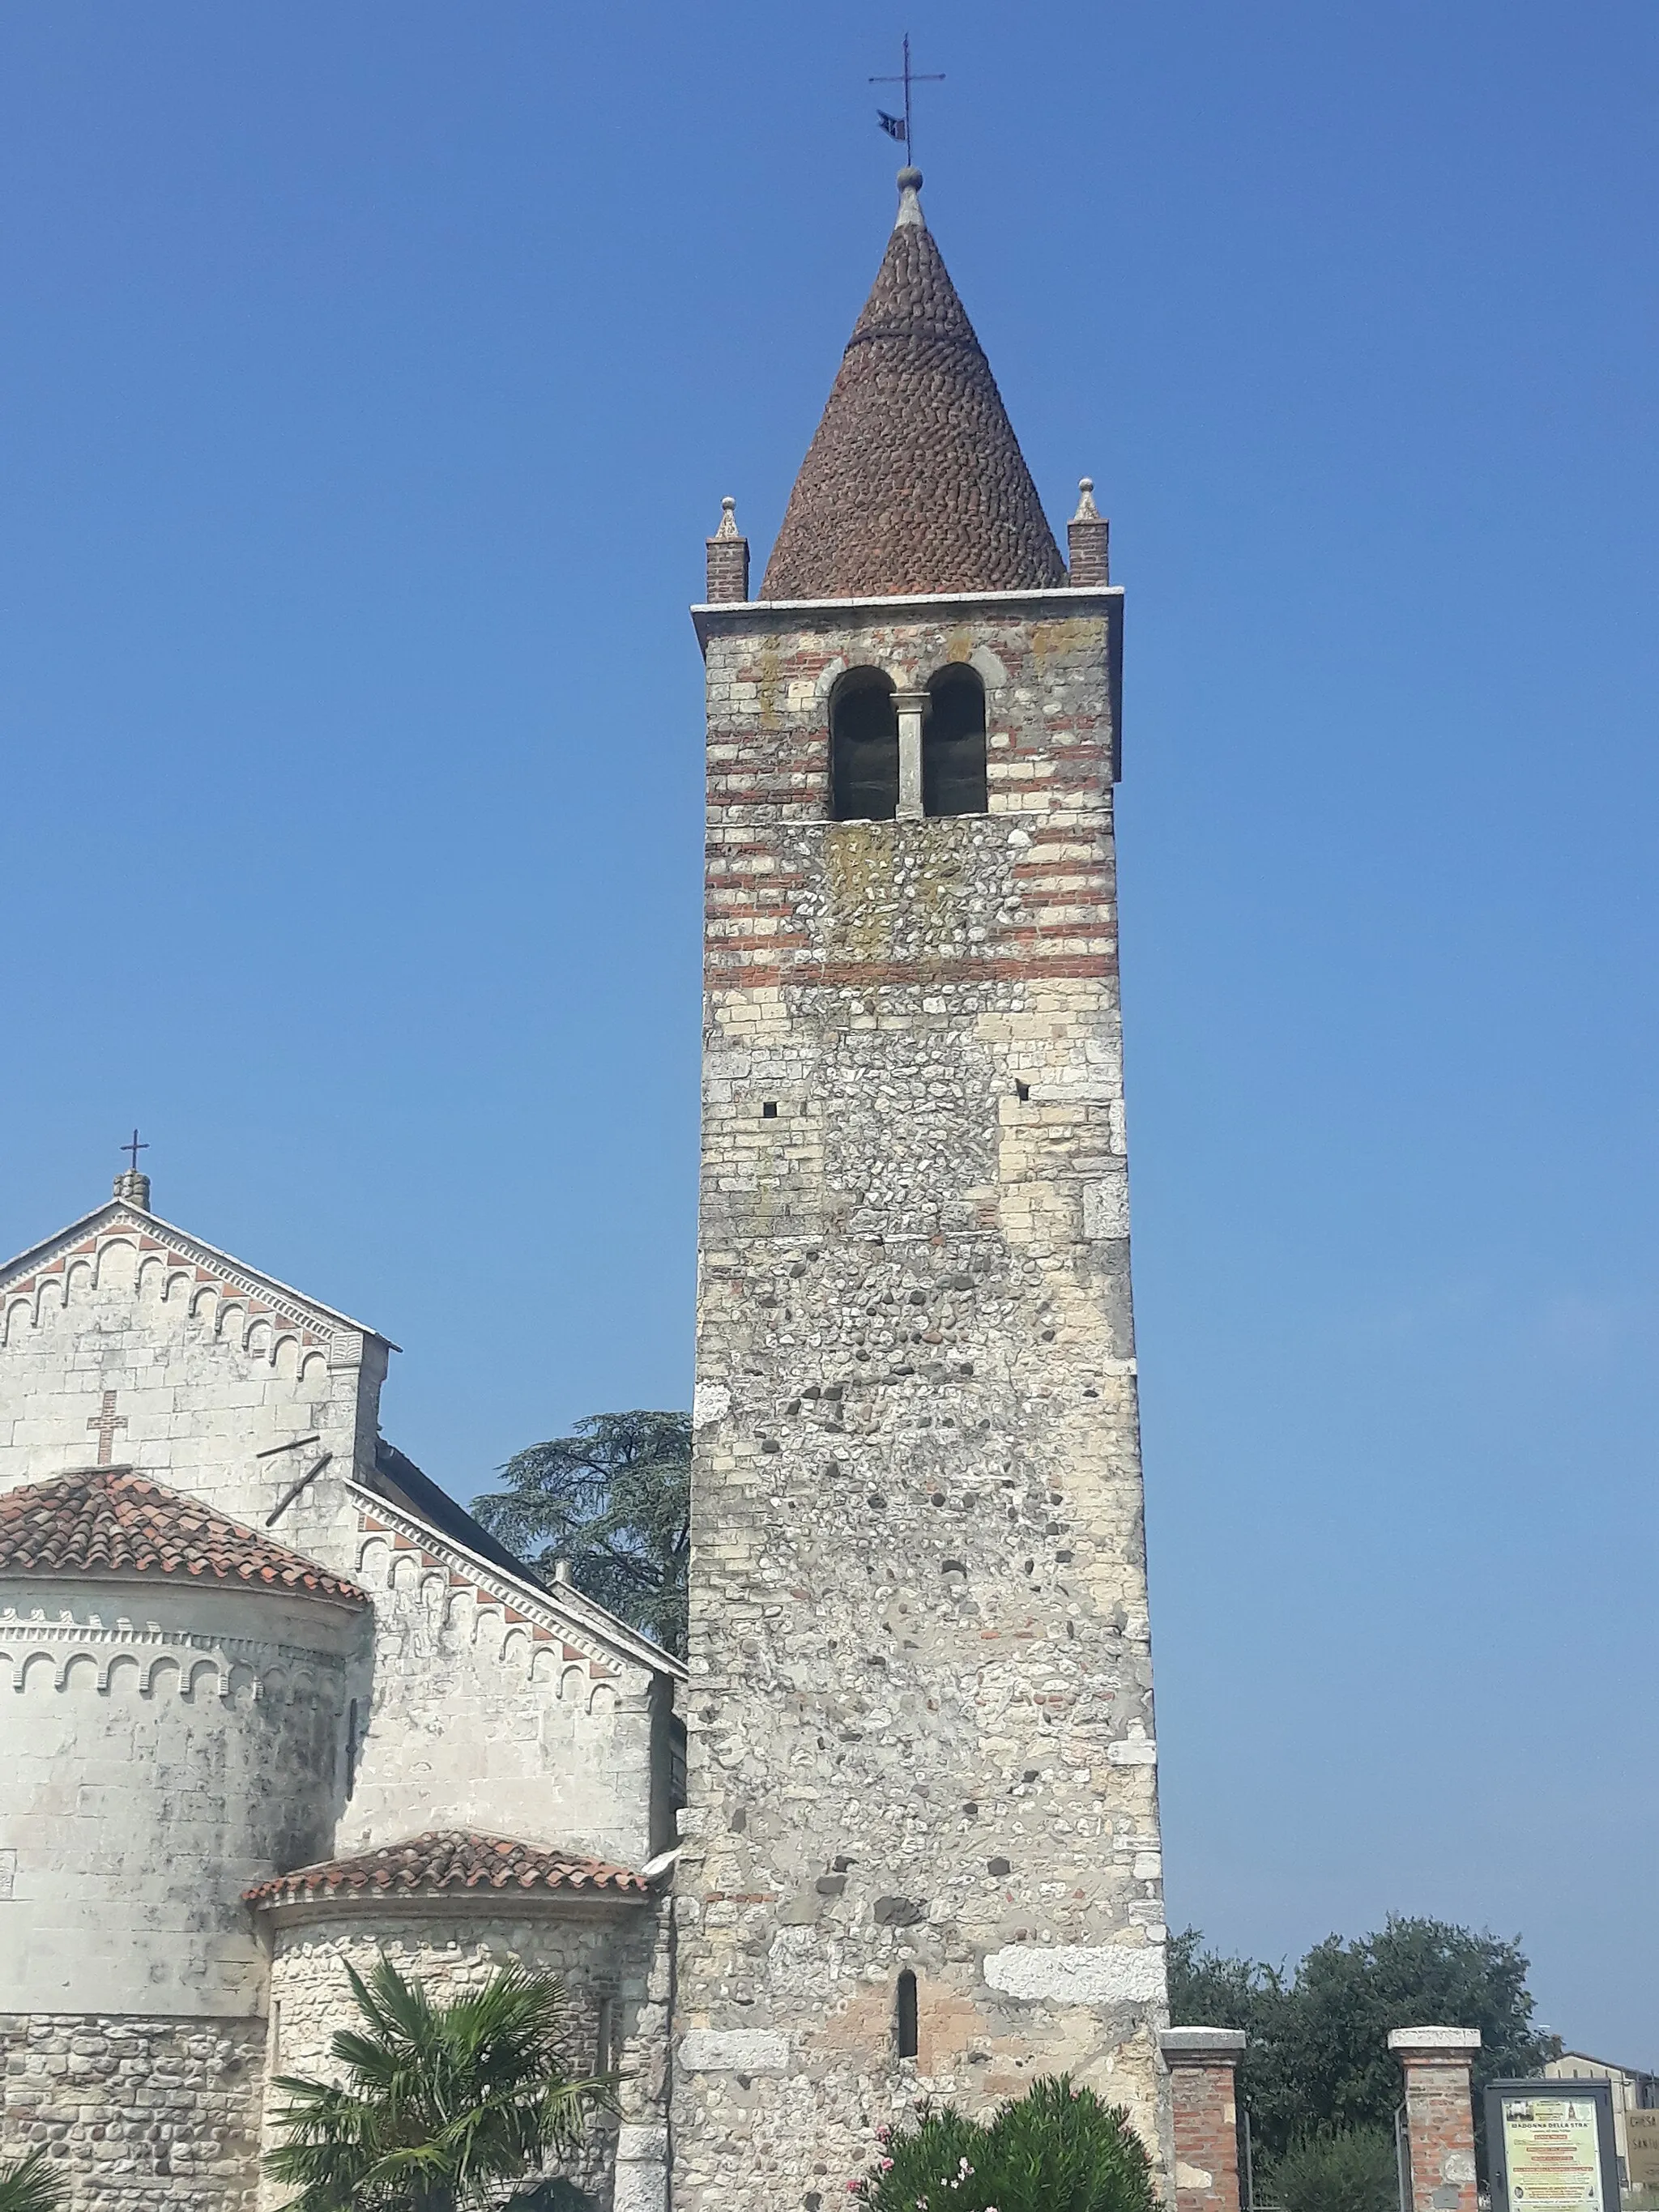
0;2012;266;2212
262;1906;673;2212
675;589;1170;2212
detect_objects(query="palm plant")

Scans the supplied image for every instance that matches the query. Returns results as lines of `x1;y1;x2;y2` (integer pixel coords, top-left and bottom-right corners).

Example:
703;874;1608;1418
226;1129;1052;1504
265;1953;609;2212
0;2148;65;2212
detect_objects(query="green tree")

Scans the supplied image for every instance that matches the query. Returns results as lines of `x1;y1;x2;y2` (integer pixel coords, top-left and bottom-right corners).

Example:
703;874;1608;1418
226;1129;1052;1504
0;2150;63;2212
854;2077;1160;2212
473;1412;690;1658
264;1953;608;2212
1168;1917;1559;2169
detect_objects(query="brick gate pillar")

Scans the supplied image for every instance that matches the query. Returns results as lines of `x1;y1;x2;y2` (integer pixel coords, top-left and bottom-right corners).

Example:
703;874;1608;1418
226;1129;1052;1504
1389;2027;1482;2212
1161;2027;1248;2212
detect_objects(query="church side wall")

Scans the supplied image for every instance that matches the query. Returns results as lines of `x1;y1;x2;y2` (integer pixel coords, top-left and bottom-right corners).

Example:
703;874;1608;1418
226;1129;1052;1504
259;1903;674;2212
675;594;1171;2212
0;2011;266;2212
339;1528;663;1871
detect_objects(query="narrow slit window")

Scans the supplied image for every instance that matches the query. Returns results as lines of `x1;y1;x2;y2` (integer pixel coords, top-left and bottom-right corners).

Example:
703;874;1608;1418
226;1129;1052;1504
762;1101;778;1119
923;666;987;817
831;670;899;821
896;1969;919;2059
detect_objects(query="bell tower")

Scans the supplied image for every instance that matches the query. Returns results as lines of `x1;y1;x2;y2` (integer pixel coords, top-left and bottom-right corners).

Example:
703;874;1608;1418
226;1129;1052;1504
673;168;1171;2211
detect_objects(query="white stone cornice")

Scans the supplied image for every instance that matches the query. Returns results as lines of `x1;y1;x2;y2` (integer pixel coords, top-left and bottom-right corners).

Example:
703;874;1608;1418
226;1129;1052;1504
0;1200;394;1349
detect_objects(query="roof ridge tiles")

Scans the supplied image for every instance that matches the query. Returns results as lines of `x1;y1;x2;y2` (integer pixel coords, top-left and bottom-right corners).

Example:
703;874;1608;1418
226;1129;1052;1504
243;1830;652;1907
0;1467;367;1606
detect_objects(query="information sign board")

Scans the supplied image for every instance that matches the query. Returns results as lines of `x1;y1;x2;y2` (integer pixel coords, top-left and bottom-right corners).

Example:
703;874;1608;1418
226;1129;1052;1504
1627;2109;1659;2190
1486;2082;1622;2212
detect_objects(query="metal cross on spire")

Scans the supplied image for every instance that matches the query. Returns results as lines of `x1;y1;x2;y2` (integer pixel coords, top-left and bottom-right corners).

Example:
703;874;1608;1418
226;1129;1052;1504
121;1128;148;1175
871;32;944;167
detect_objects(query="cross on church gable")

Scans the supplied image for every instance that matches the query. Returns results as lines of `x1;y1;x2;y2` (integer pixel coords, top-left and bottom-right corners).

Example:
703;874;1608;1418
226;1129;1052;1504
87;1390;127;1467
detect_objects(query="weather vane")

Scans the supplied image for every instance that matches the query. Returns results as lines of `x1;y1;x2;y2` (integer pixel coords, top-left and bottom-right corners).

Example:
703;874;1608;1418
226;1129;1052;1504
871;32;944;168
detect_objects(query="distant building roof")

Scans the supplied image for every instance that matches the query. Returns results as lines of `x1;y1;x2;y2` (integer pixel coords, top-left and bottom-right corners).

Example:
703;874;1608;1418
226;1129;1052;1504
244;1831;650;1907
760;169;1068;603
0;1467;368;1606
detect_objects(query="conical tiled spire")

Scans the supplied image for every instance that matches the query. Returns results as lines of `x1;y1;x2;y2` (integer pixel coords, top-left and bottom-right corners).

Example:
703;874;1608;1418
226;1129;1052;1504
760;171;1067;601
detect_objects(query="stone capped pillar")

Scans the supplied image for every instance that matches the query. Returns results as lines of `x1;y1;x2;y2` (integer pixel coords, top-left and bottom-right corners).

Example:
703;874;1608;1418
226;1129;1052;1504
1390;2027;1482;2212
705;497;749;603
1162;2028;1247;2212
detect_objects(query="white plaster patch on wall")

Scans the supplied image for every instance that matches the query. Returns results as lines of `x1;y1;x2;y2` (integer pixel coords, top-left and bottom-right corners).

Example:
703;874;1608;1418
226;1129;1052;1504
1082;1172;1130;1240
1107;1737;1158;1766
983;1942;1167;2006
679;2029;788;2073
692;1382;730;1431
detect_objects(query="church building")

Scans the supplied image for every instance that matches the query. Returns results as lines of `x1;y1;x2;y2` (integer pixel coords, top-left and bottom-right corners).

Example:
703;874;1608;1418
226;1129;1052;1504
0;164;1170;2212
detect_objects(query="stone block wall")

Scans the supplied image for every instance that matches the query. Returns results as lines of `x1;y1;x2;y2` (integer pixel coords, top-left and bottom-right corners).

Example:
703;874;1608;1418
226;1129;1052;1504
0;2013;266;2212
676;586;1169;2212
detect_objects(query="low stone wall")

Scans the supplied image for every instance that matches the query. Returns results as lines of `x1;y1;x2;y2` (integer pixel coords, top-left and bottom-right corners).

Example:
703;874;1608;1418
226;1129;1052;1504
0;2013;265;2212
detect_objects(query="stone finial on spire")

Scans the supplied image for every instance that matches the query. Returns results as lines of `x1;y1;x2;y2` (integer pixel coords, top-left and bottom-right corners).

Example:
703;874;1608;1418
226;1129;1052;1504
705;497;750;603
1067;478;1110;586
895;166;925;229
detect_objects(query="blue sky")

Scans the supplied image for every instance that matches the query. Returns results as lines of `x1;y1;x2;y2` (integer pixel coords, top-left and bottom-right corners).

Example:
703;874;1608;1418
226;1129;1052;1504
2;2;1655;2060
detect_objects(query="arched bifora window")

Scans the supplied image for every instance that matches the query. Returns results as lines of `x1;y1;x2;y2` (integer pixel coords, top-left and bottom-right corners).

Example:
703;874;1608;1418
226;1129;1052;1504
830;668;898;821
923;664;987;817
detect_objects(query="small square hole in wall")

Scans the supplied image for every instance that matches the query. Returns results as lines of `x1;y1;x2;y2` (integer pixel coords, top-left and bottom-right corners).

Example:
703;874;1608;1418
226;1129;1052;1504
1015;1082;1030;1102
762;1101;778;1119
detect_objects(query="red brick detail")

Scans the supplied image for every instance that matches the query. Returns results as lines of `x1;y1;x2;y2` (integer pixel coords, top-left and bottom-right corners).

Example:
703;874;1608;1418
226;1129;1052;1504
706;952;1115;993
1166;2052;1243;2212
1395;2041;1479;2212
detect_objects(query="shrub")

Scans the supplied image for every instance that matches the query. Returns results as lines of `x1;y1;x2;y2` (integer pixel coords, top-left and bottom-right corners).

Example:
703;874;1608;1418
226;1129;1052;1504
854;2076;1159;2212
1259;2126;1398;2212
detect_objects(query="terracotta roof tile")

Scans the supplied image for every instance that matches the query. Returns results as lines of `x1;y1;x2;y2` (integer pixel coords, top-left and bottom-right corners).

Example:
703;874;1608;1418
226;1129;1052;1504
761;189;1068;601
244;1831;650;1907
0;1468;368;1605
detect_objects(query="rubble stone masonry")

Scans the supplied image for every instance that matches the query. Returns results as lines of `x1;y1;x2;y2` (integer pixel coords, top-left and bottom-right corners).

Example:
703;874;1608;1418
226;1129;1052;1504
0;2013;265;2212
674;584;1171;2212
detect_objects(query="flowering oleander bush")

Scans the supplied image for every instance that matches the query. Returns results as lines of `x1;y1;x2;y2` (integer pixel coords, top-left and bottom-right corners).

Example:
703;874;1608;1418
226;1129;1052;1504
849;2077;1158;2212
